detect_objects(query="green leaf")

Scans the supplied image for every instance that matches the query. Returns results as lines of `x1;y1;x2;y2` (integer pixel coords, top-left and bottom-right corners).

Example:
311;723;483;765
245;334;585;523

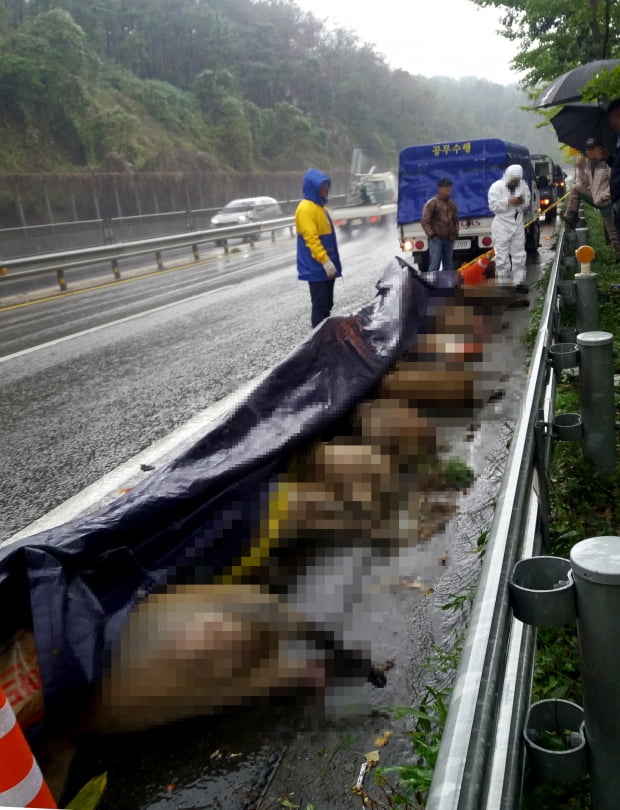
65;773;108;810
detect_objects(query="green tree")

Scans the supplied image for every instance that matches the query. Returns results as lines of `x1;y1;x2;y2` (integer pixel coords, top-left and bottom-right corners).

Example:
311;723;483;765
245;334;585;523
468;0;620;88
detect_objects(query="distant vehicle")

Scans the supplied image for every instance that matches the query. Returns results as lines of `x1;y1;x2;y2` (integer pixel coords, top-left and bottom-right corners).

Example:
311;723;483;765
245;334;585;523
329;148;398;237
530;154;559;222
397;138;540;272
211;197;283;242
553;163;568;197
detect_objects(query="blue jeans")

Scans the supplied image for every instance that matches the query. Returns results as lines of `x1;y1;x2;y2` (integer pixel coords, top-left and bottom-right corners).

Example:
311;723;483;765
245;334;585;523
428;237;455;272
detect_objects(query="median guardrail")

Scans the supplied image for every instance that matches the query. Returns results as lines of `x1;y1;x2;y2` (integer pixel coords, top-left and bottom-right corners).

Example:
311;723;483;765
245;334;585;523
0;215;296;293
427;227;565;809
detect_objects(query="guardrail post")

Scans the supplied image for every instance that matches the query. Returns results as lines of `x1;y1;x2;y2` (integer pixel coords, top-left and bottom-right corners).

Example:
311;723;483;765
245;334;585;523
564;230;578;253
575;227;589;247
562;256;578;277
533;414;552;543
577;331;615;479
192;244;199;262
570;536;620;810
574;271;599;332
289;225;295;239
155;250;164;270
223;239;229;255
271;228;276;243
56;269;67;291
111;259;121;280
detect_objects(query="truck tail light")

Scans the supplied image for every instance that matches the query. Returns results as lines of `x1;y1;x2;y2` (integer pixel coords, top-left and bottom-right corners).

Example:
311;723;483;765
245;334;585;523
481;236;492;247
414;240;425;250
368;216;379;223
334;219;344;226
402;239;414;251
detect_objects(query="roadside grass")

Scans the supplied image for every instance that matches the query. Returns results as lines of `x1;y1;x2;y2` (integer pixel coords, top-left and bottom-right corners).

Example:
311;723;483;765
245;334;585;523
522;211;620;809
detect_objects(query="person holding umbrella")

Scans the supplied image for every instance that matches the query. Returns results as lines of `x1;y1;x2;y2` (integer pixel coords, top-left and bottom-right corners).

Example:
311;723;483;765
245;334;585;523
607;99;620;233
562;137;620;260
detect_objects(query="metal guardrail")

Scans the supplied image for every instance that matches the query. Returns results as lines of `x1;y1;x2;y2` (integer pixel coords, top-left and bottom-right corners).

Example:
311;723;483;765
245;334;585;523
0;216;296;291
427;227;565;809
0;195;349;262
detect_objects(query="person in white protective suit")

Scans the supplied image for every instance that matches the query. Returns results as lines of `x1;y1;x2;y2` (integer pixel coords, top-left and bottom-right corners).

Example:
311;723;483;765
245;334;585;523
487;164;531;294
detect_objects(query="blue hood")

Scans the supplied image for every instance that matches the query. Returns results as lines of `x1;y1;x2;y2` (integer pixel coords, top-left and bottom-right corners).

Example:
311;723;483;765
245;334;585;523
303;168;331;205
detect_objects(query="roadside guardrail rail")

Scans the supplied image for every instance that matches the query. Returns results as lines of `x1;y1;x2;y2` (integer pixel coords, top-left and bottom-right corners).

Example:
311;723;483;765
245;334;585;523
429;213;617;809
0;215;297;294
427;227;564;809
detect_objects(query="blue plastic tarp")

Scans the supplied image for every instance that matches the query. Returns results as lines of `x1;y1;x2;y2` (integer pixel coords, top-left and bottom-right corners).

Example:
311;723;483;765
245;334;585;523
0;258;460;726
397;137;533;225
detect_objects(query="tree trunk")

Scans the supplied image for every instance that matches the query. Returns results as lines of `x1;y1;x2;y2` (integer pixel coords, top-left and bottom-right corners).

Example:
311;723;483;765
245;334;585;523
602;0;611;59
589;0;603;58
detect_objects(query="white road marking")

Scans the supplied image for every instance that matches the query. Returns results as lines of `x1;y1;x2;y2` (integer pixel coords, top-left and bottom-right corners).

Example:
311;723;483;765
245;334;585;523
0;283;236;364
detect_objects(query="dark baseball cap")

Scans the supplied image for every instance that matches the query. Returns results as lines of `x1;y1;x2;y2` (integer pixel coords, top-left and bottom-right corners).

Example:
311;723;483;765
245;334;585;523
437;177;453;187
585;137;603;149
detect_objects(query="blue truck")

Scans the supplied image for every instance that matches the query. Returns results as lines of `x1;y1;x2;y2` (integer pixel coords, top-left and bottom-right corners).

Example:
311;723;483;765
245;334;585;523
397;138;541;271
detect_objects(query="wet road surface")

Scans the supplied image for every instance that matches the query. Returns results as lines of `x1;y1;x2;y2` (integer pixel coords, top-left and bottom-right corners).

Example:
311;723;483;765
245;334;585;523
2;223;554;809
0;226;396;542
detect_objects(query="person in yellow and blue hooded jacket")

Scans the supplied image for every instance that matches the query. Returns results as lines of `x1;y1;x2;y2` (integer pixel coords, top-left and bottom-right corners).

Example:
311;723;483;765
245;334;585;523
295;168;343;328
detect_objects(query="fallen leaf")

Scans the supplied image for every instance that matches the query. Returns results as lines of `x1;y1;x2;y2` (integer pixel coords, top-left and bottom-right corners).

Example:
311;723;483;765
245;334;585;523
374;731;393;747
118;487;132;495
65;772;108;810
365;750;380;764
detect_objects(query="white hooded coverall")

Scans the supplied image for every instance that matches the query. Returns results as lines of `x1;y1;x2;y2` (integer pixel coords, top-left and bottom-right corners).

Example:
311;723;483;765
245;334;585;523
488;164;531;285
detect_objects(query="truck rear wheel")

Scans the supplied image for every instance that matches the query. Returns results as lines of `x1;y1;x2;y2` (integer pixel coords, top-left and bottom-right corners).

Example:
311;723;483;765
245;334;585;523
526;221;540;255
545;209;557;224
413;252;429;272
340;221;353;240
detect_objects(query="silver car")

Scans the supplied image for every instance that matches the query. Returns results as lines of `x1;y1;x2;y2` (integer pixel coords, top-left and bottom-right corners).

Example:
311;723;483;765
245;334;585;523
211;196;283;242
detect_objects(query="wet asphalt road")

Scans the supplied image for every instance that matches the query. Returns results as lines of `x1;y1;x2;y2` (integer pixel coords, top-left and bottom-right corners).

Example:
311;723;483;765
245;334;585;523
0;222;554;809
0;225;398;542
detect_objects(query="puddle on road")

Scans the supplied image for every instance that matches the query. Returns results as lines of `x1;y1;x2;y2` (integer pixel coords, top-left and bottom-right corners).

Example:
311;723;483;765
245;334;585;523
72;246;550;810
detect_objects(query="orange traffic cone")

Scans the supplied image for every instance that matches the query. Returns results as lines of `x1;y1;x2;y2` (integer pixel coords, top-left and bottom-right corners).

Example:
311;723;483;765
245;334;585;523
0;686;56;808
459;249;495;285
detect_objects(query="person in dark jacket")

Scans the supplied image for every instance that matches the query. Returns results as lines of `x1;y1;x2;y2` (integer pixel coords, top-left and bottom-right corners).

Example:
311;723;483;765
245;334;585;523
608;99;620;235
295;168;343;328
421;178;459;272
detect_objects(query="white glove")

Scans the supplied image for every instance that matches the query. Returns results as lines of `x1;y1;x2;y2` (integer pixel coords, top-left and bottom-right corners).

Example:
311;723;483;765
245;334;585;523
323;260;337;279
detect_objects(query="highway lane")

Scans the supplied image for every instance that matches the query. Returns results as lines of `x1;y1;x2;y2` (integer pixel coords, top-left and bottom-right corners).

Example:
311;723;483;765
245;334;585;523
0;235;252;302
0;226;401;541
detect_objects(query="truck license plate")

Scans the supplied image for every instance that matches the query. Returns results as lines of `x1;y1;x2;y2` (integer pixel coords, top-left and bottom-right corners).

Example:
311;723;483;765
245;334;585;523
352;218;363;226
455;239;472;249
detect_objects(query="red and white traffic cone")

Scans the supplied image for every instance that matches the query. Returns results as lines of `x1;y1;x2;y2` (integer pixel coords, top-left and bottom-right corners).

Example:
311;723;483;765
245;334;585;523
0;686;56;808
459;249;495;285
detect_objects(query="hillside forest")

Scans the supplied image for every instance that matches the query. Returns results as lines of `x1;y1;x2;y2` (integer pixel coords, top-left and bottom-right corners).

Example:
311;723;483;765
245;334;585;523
0;0;563;176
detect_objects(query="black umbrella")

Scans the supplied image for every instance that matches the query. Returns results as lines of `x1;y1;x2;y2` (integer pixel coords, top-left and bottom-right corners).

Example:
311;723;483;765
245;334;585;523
550;103;617;154
533;60;620;108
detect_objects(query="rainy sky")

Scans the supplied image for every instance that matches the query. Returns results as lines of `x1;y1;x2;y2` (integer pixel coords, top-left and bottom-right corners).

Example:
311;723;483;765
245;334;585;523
296;0;522;85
